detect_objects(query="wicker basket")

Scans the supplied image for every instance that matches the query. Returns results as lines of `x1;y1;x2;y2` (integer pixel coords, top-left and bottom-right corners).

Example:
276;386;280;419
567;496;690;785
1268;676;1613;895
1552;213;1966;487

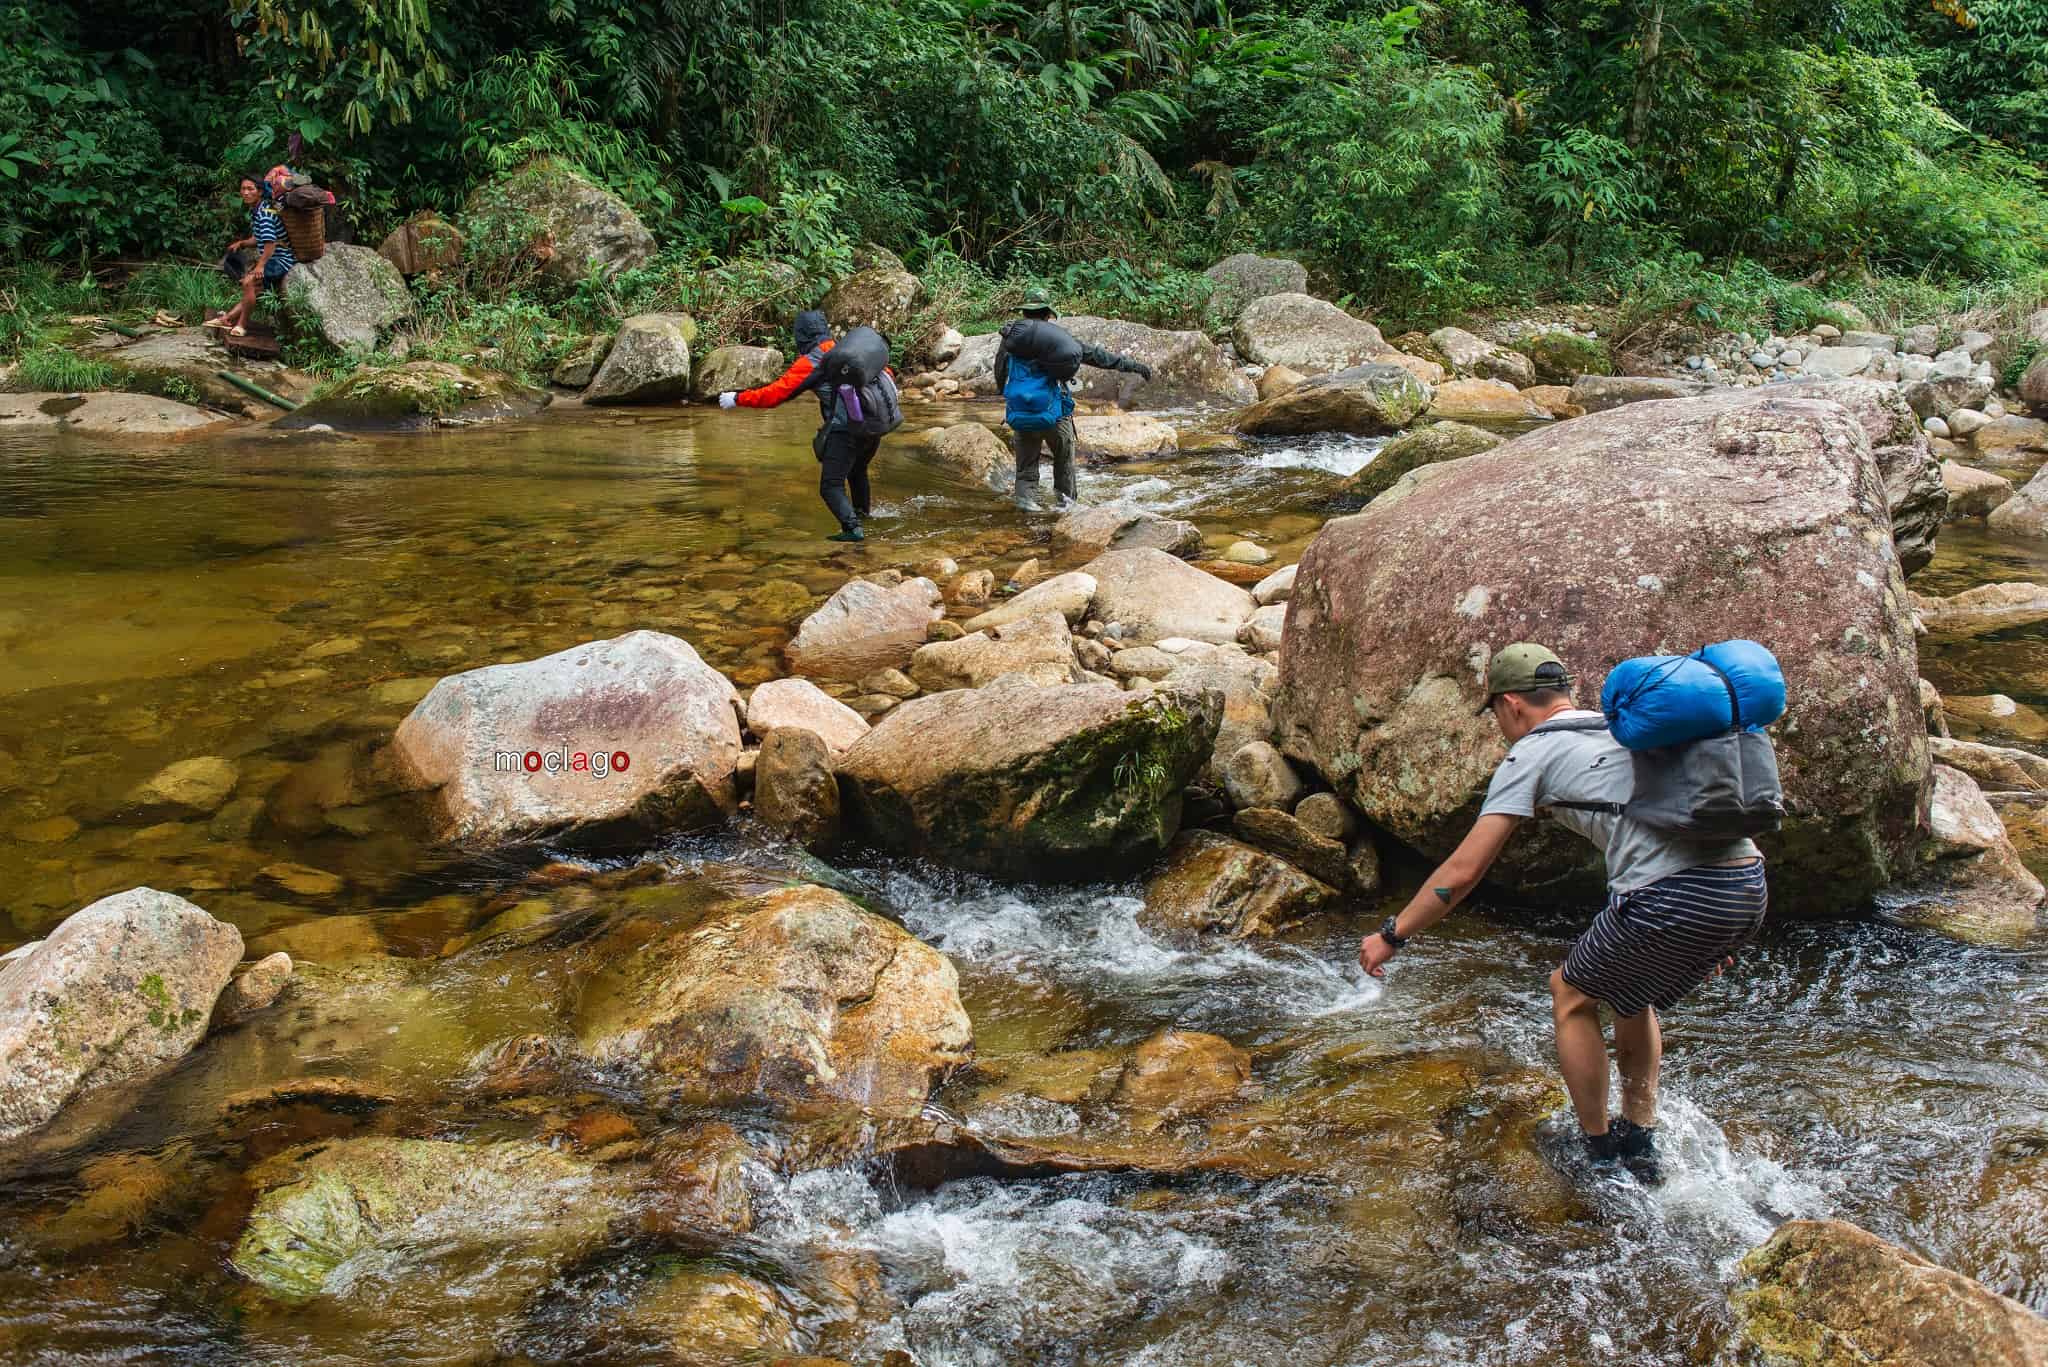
281;205;326;263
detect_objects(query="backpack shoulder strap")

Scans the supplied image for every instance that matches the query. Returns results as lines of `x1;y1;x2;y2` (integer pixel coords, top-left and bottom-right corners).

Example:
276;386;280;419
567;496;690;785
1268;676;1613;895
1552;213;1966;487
1525;717;1624;816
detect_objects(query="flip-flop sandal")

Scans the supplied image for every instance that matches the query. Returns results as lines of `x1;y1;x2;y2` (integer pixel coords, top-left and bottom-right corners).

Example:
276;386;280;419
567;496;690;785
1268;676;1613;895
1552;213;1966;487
201;317;231;330
228;325;247;338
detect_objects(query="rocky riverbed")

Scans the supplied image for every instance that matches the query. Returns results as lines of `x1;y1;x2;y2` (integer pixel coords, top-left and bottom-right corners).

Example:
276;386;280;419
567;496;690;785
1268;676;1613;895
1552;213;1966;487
3;291;2048;1364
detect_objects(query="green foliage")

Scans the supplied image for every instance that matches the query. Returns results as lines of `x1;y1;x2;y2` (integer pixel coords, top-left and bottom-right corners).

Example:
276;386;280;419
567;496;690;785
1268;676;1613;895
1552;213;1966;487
1523;130;1653;276
120;264;233;322
15;346;115;392
229;0;450;138
2006;339;2043;391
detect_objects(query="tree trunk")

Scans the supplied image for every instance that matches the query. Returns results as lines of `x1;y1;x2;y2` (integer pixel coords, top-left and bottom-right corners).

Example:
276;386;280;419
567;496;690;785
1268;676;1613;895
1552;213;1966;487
1627;0;1666;150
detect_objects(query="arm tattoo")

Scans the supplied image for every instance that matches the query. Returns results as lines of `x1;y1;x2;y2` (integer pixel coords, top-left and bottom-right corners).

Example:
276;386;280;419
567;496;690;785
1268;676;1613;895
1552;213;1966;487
1432;887;1454;904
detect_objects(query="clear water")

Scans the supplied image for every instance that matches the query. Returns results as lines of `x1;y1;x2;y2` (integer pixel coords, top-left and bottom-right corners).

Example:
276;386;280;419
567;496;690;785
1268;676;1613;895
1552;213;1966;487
1;402;2043;1364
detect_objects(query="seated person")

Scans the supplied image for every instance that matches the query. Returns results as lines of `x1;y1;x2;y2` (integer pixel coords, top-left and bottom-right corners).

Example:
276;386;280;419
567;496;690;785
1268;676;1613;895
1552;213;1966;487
207;174;296;337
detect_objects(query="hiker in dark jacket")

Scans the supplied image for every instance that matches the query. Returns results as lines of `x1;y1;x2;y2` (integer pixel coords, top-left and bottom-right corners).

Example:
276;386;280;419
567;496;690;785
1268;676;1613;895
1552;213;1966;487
717;310;878;542
993;288;1151;508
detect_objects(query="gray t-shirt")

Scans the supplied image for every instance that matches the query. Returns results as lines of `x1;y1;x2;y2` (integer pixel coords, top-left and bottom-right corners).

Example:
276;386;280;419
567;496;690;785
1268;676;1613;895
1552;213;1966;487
1478;709;1761;893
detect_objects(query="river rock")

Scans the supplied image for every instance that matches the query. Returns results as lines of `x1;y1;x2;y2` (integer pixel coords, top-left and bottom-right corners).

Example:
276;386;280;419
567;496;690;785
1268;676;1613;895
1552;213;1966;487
1222;741;1305;811
279;361;547;432
1426;378;1545;424
1253;564;1297;606
1884;765;2045;945
691;344;784;399
1235;362;1431;437
1718;380;1945;576
1989;464;2048;537
1428;327;1536;387
616;1267;801;1362
1732;1218;2048;1366
964;572;1097;632
1203;254;1308;320
0;889;241;1144
130;756;238;815
93;326;313;416
465;159;655;282
1158;645;1281;786
1142;832;1336;937
838;682;1218;879
786;576;944;681
0;390;235;439
1567;375;1708;411
1273;393;1928;911
1906;374;1994;421
2022;352;2048;413
376;210;463;277
1114;1029;1253;1116
1232;806;1353;889
232;1137;617;1301
1524;385;1583;420
943;318;1253;407
745;677;868;755
1083;548;1256;645
283;243;409;350
1256;365;1306;401
1050;505;1203;560
1944;694;2048;743
1235;294;1386;374
1347;421;1504;504
576;884;968;1110
909;612;1079;691
391;630;741;847
1944;460;2015;518
211;951;293;1029
1520;331;1612;384
753;728;841;849
916;423;1010;489
1975;416;2048;459
1929;737;2048;792
1294;792;1358;843
1913;583;2048;641
585;313;695;404
823;265;924;336
1072;413;1178;462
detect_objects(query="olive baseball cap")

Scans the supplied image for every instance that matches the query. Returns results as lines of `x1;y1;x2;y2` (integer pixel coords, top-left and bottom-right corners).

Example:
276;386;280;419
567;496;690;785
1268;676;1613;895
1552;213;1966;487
1020;286;1057;316
1477;642;1574;713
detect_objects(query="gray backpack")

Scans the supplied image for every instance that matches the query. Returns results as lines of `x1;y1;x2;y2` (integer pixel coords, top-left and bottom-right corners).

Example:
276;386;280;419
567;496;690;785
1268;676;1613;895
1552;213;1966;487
1530;716;1784;840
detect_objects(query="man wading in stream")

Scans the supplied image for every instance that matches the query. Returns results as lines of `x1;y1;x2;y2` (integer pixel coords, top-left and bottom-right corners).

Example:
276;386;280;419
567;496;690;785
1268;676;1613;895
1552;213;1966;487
1356;644;1769;1183
993;288;1151;509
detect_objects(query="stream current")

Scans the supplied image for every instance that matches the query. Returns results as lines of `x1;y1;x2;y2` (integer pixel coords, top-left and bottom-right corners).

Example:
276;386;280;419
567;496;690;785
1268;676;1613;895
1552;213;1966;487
0;400;2044;1364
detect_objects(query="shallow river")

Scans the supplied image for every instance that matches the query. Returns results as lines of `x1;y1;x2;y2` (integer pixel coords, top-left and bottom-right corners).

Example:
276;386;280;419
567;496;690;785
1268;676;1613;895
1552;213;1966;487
1;401;2045;1365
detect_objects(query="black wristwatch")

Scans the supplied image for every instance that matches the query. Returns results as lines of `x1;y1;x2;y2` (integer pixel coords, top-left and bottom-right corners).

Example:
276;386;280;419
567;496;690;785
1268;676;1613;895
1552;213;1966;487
1377;916;1408;950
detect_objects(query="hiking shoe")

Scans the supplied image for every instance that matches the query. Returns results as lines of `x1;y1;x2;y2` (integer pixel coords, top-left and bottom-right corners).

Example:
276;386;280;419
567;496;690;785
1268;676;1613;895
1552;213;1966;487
1583;1128;1623;1168
1612;1118;1663;1186
827;527;865;543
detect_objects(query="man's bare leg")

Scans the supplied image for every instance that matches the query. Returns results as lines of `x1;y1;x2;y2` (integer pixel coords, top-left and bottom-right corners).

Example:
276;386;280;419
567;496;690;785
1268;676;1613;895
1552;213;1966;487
1549;967;1610;1135
1612;1005;1661;1128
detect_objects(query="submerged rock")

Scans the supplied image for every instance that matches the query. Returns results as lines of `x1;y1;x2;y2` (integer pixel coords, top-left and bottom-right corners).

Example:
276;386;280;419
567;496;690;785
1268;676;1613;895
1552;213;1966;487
1235;363;1432;437
0;888;242;1144
1731;1218;2048;1366
837;682;1219;879
1884;765;2045;946
129;756;239;815
1235;294;1387;375
1050;505;1203;560
1274;393;1928;912
1141;832;1336;937
575;884;969;1112
279;361;547;433
1082;547;1256;645
231;1137;616;1301
391;630;741;847
1114;1029;1253;1116
915;422;1010;489
786;576;945;682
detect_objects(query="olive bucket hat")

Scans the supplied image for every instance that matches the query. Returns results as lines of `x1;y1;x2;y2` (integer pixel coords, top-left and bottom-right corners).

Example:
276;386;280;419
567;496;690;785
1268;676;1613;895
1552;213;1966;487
1019;286;1057;316
1477;642;1574;714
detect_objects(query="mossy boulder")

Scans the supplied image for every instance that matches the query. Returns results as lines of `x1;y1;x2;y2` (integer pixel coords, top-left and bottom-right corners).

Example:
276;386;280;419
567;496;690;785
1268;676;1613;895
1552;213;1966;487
1235;363;1433;437
1346;421;1503;504
463;158;655;283
1519;331;1613;384
231;1137;618;1301
283;243;411;351
837;681;1220;879
279;361;548;433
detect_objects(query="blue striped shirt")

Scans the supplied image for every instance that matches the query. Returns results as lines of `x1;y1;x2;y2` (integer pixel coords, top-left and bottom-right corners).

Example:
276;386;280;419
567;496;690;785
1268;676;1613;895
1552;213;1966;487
252;204;296;277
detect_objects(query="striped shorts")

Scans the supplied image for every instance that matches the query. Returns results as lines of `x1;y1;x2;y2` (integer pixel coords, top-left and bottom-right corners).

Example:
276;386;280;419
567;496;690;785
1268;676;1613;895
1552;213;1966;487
1562;860;1768;1018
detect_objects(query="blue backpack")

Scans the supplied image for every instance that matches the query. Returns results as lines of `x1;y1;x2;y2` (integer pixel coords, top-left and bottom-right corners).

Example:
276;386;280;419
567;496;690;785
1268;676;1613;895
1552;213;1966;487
1005;355;1071;433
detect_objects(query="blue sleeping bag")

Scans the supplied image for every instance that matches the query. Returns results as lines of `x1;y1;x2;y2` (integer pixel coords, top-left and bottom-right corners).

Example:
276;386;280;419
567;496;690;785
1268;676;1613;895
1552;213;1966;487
1600;640;1786;750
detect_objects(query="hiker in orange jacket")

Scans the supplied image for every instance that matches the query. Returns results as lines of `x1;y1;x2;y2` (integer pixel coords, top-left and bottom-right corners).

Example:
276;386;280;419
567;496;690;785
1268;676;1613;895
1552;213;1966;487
718;310;875;542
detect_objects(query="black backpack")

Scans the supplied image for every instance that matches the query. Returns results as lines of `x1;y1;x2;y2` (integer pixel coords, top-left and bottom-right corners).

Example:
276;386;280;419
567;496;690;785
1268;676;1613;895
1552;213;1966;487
1001;319;1084;382
1528;716;1784;840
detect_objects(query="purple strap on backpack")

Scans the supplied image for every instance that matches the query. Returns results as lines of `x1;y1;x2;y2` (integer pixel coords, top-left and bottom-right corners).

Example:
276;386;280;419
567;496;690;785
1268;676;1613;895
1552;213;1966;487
839;384;864;425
